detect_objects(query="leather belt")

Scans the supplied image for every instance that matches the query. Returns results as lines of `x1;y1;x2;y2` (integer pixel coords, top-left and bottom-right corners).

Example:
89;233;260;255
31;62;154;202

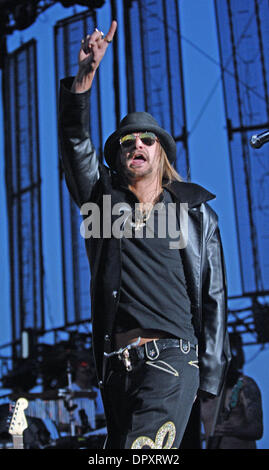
133;338;197;361
108;338;198;372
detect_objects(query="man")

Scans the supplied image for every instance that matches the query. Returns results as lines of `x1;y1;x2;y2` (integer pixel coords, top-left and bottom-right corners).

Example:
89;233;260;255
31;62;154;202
59;21;230;449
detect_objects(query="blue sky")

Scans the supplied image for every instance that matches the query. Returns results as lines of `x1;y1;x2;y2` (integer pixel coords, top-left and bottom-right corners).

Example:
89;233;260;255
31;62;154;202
0;0;268;448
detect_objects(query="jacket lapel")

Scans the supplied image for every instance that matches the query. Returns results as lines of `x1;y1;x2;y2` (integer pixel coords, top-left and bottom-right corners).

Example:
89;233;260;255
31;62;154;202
165;180;215;208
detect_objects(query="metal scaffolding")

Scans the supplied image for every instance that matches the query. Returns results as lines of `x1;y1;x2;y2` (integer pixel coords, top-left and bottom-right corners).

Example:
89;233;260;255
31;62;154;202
215;0;269;344
2;40;45;357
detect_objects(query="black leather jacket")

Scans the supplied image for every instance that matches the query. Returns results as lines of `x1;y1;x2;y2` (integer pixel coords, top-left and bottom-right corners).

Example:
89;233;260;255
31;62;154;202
59;77;230;397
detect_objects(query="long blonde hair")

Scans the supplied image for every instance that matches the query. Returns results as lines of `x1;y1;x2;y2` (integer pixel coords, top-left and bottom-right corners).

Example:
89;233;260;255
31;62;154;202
158;146;184;185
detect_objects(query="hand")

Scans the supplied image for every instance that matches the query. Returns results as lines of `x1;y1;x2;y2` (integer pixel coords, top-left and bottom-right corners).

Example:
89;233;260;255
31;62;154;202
79;20;117;72
72;20;117;92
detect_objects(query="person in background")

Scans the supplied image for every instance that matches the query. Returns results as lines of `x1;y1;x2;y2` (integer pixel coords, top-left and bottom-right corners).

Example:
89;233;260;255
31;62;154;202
70;354;105;433
201;333;263;449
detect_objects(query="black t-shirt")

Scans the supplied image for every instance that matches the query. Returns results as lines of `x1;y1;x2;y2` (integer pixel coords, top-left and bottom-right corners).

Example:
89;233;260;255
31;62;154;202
115;189;197;344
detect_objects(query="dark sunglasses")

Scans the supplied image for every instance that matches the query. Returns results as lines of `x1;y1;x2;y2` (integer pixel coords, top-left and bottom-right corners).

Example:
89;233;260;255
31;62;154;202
119;132;158;149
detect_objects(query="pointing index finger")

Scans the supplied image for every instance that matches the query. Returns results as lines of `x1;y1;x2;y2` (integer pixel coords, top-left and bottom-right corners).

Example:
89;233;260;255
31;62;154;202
104;20;117;43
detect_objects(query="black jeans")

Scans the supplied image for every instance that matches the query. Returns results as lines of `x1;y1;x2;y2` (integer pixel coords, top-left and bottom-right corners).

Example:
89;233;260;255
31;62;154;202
104;340;199;449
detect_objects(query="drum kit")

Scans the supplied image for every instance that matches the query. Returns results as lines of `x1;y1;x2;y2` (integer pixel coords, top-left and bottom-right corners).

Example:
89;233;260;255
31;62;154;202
0;337;107;449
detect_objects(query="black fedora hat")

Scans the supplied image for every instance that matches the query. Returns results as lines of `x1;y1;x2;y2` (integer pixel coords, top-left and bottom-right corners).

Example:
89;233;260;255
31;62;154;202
104;111;177;169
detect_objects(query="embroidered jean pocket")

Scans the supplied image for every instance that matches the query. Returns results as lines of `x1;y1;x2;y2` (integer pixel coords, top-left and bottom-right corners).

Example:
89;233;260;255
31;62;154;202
188;359;199;369
146;360;179;377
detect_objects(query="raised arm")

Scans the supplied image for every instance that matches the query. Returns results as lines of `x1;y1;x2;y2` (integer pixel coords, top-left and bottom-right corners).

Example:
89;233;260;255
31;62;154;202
58;21;117;207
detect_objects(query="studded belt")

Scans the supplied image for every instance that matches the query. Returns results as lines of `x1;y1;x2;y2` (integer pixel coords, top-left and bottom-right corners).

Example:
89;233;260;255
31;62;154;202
105;338;198;372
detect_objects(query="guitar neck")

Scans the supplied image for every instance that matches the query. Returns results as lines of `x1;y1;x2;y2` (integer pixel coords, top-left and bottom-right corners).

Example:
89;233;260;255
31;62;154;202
12;435;24;449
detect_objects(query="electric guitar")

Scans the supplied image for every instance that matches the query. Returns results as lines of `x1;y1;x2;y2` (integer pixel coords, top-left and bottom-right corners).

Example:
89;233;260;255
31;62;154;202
8;398;29;449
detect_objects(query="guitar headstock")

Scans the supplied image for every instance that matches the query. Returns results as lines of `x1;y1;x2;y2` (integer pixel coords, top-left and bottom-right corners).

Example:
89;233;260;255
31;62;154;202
8;398;29;436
